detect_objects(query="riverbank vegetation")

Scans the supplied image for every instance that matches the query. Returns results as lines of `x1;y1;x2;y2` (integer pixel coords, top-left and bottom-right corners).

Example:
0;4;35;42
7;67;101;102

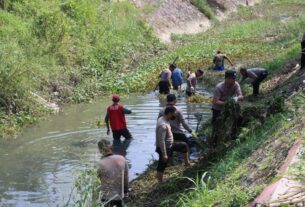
0;0;161;138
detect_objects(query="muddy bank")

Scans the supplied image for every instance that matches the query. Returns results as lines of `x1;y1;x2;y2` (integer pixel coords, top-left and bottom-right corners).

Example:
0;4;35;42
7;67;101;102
131;0;262;42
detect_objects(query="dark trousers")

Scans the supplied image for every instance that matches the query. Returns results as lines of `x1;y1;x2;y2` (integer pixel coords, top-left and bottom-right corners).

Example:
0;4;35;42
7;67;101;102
156;142;188;172
186;91;194;97
212;109;221;124
211;109;221;147
159;81;170;94
102;200;123;207
301;41;305;69
112;128;132;140
252;71;268;95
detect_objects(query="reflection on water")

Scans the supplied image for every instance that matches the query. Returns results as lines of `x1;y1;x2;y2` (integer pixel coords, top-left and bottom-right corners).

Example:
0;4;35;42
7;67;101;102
0;88;211;207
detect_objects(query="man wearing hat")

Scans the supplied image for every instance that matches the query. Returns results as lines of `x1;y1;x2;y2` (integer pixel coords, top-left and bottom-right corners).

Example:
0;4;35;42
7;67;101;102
97;140;128;207
212;70;243;123
105;95;133;141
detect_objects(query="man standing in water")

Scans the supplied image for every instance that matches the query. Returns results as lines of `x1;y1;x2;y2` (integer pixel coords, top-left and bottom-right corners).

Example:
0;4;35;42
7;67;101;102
213;50;234;71
157;64;175;94
158;94;196;145
97;140;128;207
239;67;268;96
105;95;133;141
156;106;190;183
185;69;204;96
301;32;305;69
171;66;183;91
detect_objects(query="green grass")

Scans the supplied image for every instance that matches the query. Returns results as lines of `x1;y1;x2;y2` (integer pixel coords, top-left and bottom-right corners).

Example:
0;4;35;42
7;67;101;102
177;90;305;207
0;0;161;138
190;0;215;20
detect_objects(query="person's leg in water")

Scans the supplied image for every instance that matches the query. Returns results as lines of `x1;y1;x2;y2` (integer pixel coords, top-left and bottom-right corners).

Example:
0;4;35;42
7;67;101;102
159;81;170;94
121;128;132;140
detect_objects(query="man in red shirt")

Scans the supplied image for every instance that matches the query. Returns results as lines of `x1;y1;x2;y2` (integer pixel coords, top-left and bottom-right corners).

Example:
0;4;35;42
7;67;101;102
105;95;132;141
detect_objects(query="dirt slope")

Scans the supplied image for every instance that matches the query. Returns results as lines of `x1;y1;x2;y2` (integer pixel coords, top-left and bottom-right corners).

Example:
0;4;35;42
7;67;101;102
130;0;261;42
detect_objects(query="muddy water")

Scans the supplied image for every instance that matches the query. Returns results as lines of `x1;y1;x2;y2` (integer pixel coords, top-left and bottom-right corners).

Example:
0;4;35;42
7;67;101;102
0;90;211;207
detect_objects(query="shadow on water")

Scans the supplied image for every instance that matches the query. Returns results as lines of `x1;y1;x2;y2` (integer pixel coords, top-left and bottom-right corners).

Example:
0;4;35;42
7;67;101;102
0;85;211;207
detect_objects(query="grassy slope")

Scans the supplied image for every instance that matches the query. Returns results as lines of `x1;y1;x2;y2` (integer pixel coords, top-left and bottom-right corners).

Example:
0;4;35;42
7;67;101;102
0;0;161;138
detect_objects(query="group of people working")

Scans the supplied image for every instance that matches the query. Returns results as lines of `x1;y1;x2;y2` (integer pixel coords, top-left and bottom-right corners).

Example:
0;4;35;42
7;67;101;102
157;50;268;98
98;91;201;206
91;30;305;207
96;50;272;206
97;74;268;206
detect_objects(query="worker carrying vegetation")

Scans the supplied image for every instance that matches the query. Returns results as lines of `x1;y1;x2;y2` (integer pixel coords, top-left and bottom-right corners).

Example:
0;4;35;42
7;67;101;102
158;94;197;146
213;50;234;71
105;95;133;141
301;32;305;69
212;70;243;124
97;140;129;207
186;69;204;96
157;64;175;94
155;106;190;183
240;67;268;96
171;66;183;91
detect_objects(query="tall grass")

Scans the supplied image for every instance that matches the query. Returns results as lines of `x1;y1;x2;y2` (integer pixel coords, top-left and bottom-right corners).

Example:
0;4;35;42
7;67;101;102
0;0;160;138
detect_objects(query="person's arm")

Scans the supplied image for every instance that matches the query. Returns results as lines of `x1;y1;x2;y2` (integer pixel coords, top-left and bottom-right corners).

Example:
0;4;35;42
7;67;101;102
157;125;168;160
224;55;234;66
168;71;173;89
213;97;225;107
212;88;225;107
177;110;192;133
123;107;132;114
105;112;110;135
158;110;164;120
187;76;195;91
124;161;129;194
213;56;216;64
240;76;247;84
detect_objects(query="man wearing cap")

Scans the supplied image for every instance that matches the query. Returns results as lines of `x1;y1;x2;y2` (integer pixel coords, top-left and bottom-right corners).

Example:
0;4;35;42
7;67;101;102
186;69;204;96
212;70;243;123
301;32;305;69
105;95;133;141
158;94;196;146
240;67;268;96
97;140;128;207
156;106;190;182
157;64;175;94
213;50;234;71
171;66;183;91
